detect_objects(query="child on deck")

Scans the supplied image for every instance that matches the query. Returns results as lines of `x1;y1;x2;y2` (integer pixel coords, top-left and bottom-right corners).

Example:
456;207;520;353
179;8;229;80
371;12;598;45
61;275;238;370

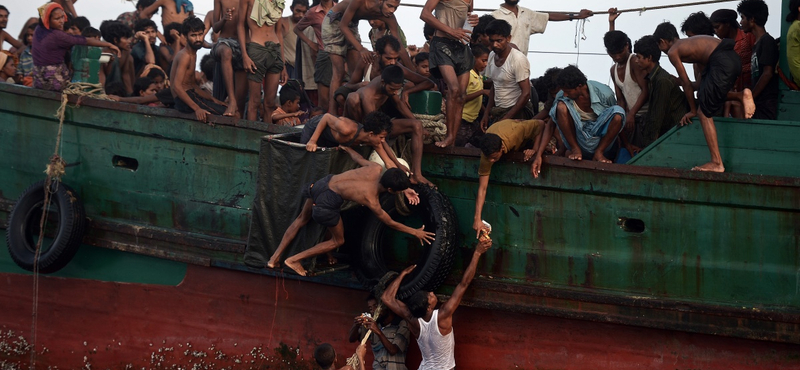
653;21;755;172
413;52;430;78
272;89;304;126
456;44;489;147
738;0;778;120
32;2;119;92
0;51;17;83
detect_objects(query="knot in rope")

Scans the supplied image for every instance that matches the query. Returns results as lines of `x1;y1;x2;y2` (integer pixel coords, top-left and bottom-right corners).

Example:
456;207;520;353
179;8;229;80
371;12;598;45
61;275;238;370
414;113;447;144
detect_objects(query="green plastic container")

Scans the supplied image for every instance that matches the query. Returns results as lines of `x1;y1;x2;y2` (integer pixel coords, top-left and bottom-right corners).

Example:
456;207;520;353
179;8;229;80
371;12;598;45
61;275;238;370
408;90;442;115
71;45;102;84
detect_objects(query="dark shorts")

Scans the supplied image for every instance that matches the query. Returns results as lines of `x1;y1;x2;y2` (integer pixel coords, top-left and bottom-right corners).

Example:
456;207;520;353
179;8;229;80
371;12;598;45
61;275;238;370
303;174;344;227
334;85;356;102
752;98;777;120
428;36;474;78
697;39;741;118
246;41;284;82
174;89;227;115
300;114;340;147
210;38;244;70
314;50;333;86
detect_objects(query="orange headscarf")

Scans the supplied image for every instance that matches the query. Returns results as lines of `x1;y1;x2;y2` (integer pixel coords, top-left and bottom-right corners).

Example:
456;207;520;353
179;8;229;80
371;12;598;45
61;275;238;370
37;2;65;30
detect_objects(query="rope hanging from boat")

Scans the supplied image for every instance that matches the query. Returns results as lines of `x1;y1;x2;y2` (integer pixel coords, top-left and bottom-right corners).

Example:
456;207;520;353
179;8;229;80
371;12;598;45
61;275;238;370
397;0;739;13
29;82;110;369
346;304;385;370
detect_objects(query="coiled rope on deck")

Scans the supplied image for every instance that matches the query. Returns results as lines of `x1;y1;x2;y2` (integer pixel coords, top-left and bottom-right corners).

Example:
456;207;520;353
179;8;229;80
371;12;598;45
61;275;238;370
30;82;110;370
414;113;446;145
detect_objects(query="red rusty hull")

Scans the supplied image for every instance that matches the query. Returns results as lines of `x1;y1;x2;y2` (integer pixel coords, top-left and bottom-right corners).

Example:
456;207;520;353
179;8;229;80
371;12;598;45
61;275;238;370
1;264;799;370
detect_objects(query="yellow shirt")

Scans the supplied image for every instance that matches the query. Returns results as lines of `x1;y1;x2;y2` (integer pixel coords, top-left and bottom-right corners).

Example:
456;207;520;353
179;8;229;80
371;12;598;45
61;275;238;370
478;119;544;176
462;70;483;123
788;21;800;87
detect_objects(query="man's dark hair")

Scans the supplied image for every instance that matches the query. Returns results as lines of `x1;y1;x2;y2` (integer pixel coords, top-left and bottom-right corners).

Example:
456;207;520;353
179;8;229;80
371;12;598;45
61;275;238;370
0;5;8;14
134;18;158;33
279;88;300;105
423;23;435;41
681;11;715;36
381;65;404;85
634;35;661;64
291;0;310;9
146;67;166;80
66;16;91;32
200;54;215;81
788;0;800;23
375;34;401;55
313;344;336;368
414;51;429;65
603;30;631;54
163;22;182;44
133;77;153;95
81;26;101;38
105;81;128;97
471;43;489;58
363;111;392;135
404;291;430;318
556;65;587;90
379;168;410;191
100;21;134;45
737;0;769;27
485;19;512;37
181;16;205;36
473;14;495;36
136;0;157;10
653;22;679;42
479;133;503;156
710;9;739;28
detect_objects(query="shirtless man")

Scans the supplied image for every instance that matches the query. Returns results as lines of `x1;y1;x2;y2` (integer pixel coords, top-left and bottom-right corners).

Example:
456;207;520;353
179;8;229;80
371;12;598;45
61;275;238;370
344;65;433;186
653;22;755;172
302;111;410;174
142;0;194;29
239;0;289;122
0;6;23;53
170;17;228;123
277;0;309;79
210;0;247;117
322;0;413;114
267;146;435;276
382;237;492;370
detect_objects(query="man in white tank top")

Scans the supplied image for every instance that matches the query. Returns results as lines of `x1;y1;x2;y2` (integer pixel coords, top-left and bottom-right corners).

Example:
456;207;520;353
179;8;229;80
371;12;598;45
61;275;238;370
604;23;650;155
382;238;492;370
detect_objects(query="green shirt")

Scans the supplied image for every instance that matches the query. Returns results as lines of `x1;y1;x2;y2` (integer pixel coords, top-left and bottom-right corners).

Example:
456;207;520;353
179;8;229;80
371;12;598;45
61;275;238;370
788;21;800;88
478;119;544;176
642;64;688;147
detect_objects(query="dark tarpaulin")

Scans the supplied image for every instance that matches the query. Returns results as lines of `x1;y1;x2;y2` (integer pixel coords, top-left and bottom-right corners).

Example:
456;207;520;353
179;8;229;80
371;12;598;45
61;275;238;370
244;133;370;268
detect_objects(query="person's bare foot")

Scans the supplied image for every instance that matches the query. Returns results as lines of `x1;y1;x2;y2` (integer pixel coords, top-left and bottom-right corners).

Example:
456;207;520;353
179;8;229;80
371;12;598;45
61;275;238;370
326;253;338;266
284;259;307;276
435;135;455;148
742;88;755;119
593;152;612;163
411;173;434;187
266;259;281;269
692;162;725;172
566;149;582;161
223;103;238;117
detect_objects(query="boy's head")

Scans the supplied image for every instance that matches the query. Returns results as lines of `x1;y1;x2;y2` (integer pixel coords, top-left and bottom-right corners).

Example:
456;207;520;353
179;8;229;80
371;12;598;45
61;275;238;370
65;16;90;35
479;133;503;162
379;0;400;18
362;111;392;146
603;30;631;64
105;81;128;97
633;35;661;71
681;11;714;36
200;54;215;82
100;21;134;50
134;19;159;44
181;16;206;50
81;26;101;39
404;290;436;318
653;22;679;51
414;52;430;77
471;14;495;47
380;65;405;96
146;67;167;90
375;35;401;69
737;0;769;31
136;0;157;13
290;0;309;23
134;77;158;97
23;23;36;45
540;67;563;99
788;0;800;23
471;44;489;73
710;9;739;38
279;88;301;112
313;344;336;369
556;65;588;100
485;19;512;54
163;22;182;44
379;168;411;193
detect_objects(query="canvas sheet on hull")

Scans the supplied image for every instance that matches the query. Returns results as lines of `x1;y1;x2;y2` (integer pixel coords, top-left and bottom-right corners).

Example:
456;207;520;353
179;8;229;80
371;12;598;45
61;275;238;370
245;134;369;268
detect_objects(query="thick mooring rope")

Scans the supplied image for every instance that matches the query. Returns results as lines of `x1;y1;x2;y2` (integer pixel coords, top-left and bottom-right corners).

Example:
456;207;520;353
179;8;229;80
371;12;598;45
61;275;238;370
414;113;446;145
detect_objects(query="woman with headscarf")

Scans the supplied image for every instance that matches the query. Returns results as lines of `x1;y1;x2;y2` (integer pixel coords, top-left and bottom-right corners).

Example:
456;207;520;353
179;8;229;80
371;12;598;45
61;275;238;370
31;2;119;91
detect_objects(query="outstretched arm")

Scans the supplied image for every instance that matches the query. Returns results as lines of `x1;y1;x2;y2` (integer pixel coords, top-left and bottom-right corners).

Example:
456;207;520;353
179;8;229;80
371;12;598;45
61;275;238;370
528;119;555;178
548;9;592;21
437;238;492;334
368;201;435;245
381;265;421;337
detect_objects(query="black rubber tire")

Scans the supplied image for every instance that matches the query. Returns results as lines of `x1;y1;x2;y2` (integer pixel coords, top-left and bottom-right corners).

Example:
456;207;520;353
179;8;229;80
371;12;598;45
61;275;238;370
358;184;459;300
6;180;87;274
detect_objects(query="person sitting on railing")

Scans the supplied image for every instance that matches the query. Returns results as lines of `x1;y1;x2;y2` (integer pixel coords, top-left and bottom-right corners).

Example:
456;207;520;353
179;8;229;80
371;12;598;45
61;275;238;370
267;146;434;276
31;2;118;92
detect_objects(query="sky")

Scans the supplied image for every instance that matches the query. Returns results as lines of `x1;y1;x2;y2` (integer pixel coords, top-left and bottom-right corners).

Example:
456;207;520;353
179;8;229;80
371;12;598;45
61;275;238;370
1;0;783;86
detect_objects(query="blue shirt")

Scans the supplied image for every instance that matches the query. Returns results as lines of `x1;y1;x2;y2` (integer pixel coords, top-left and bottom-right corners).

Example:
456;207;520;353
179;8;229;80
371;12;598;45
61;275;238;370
553;80;617;117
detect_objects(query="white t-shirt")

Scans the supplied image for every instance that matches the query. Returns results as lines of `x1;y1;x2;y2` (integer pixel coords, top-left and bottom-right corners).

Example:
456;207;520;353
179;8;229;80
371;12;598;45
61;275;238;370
485;48;530;109
490;6;548;56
